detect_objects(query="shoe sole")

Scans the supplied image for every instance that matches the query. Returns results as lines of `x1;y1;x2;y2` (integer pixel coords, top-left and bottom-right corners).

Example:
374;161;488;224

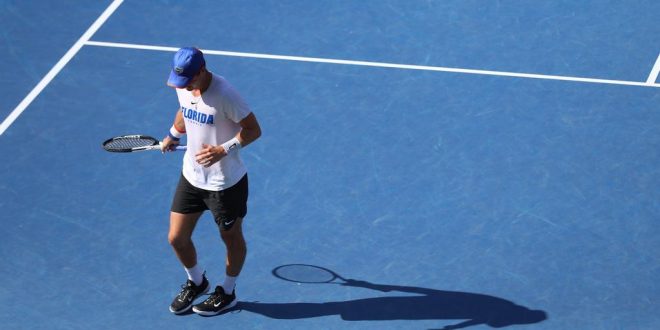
192;299;238;316
169;284;211;314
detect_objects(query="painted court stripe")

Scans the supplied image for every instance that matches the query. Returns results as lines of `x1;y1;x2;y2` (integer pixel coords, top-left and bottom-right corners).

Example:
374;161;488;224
85;40;660;89
3;24;659;137
646;53;660;84
0;0;124;136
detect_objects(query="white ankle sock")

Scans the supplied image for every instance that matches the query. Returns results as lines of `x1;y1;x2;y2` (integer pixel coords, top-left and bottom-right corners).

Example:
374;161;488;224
185;265;204;286
222;275;237;293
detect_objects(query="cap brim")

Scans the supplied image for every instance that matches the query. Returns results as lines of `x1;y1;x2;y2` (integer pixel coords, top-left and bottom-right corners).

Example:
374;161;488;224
167;70;191;88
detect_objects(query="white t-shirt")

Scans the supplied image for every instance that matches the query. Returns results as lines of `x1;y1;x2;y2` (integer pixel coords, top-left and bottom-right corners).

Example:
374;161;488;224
175;73;251;191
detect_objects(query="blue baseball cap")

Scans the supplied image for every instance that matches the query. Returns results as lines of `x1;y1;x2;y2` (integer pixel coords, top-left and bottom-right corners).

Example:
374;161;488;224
167;47;206;88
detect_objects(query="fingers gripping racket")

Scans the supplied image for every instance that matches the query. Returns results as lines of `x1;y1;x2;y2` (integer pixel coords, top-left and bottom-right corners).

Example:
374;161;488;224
102;135;187;153
272;264;349;284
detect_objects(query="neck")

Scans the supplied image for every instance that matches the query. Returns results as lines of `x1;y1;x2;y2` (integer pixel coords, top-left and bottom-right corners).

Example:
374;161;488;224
200;70;212;93
191;71;212;96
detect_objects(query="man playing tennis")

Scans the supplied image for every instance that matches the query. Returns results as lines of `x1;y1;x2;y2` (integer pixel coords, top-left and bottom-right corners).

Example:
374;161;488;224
161;47;261;316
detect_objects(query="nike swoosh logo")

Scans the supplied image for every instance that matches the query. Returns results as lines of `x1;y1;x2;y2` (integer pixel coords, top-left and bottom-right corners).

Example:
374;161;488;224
224;219;235;226
213;299;230;308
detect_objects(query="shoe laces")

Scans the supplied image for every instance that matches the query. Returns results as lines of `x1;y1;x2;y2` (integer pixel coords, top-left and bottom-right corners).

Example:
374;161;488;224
176;280;195;301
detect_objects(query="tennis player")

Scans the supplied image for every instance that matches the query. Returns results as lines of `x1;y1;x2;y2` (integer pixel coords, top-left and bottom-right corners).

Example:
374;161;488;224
161;47;261;316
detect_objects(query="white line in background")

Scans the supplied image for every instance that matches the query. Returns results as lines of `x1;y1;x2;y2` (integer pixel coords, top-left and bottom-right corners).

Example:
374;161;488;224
85;40;660;89
646;53;660;84
0;0;124;136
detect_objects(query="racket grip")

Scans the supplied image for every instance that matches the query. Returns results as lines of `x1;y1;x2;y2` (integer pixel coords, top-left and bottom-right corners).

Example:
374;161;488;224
174;145;187;151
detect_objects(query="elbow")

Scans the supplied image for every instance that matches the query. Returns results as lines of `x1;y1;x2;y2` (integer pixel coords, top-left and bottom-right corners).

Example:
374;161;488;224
255;125;262;140
242;126;261;147
252;124;262;141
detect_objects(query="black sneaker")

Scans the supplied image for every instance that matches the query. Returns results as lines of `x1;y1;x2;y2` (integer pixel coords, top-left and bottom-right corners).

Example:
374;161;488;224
192;286;237;316
169;274;210;314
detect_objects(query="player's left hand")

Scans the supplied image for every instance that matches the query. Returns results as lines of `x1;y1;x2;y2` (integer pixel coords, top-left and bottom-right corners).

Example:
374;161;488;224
195;144;225;167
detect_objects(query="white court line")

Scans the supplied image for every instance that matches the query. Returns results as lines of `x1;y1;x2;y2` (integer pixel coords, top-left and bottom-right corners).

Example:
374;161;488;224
86;40;660;90
0;0;124;136
646;53;660;84
3;24;659;136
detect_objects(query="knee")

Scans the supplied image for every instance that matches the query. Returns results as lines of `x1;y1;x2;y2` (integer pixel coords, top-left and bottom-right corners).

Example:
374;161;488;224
220;229;245;248
168;233;191;250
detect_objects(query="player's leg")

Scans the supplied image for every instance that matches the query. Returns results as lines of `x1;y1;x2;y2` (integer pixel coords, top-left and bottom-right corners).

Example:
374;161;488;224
220;217;247;278
168;211;210;314
192;217;244;316
168;211;203;268
169;175;211;314
193;175;248;316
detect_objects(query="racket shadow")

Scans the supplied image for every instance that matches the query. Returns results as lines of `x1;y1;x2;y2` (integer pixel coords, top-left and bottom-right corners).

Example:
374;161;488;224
238;265;547;329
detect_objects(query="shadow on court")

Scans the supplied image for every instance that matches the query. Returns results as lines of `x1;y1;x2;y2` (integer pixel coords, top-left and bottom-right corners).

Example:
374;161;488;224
237;266;547;329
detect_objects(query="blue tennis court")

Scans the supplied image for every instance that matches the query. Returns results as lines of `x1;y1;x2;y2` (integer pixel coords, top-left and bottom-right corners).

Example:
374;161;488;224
1;1;659;329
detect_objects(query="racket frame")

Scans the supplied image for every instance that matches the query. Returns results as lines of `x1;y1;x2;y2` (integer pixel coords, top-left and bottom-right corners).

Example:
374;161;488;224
272;264;347;284
102;134;187;152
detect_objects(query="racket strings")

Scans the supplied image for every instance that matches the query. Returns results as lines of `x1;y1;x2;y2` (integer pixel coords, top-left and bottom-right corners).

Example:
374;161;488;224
105;137;156;150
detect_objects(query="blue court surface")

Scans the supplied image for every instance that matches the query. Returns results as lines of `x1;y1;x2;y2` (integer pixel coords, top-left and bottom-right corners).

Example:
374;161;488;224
1;1;659;329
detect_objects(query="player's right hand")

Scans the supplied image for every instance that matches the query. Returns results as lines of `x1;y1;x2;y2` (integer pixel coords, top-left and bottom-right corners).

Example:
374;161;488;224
161;135;180;153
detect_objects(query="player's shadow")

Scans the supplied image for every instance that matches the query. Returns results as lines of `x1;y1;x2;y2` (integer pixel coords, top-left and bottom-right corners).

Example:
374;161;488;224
237;266;547;329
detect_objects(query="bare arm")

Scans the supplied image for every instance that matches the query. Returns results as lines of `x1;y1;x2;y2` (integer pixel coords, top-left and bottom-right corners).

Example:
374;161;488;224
173;109;185;133
235;112;261;148
161;108;185;152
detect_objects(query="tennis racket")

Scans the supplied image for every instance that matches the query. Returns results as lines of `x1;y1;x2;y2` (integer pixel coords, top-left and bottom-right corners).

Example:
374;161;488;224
102;135;187;153
272;264;349;284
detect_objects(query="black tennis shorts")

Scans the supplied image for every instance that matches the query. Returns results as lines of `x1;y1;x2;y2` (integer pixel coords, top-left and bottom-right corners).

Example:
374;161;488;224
171;173;248;231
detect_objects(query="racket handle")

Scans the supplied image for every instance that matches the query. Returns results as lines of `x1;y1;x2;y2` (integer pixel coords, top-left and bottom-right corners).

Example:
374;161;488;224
158;142;187;151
